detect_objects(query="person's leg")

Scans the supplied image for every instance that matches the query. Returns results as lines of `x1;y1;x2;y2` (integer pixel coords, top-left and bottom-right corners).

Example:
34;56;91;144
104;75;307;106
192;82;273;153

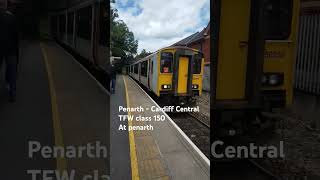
110;78;114;94
5;56;17;101
112;78;116;93
109;79;113;94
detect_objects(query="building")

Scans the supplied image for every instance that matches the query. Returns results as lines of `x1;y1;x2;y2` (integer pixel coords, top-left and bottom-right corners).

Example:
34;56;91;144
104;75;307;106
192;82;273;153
172;22;211;91
173;22;210;64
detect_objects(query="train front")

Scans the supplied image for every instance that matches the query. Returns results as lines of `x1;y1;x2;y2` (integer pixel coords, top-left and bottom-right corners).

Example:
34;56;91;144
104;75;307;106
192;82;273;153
158;47;204;105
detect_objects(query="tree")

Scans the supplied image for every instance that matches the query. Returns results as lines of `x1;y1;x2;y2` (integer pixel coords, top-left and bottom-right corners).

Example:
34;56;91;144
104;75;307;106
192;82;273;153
135;49;152;60
110;1;138;66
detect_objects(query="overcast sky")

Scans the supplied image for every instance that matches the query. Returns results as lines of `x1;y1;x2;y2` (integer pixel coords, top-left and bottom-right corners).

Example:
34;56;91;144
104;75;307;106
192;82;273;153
113;0;210;53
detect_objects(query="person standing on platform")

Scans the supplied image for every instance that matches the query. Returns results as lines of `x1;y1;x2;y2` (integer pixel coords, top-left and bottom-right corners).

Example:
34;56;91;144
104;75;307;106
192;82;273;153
105;60;117;94
0;0;19;102
110;63;116;94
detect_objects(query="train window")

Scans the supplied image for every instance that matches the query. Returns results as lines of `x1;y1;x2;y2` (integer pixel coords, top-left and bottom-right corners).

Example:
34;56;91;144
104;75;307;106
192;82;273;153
67;12;74;35
160;52;173;73
99;4;108;45
59;14;66;37
134;64;139;74
141;61;148;77
77;6;92;40
51;16;58;38
264;0;293;40
193;55;202;74
151;60;153;74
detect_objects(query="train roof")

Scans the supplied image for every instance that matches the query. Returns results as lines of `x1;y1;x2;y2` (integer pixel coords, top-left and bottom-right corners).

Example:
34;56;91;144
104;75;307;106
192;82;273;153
131;46;201;65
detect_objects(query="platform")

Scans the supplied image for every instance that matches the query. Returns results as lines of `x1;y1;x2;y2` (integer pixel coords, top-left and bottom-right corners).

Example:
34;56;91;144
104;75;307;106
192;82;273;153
0;40;210;180
110;75;210;180
0;40;109;179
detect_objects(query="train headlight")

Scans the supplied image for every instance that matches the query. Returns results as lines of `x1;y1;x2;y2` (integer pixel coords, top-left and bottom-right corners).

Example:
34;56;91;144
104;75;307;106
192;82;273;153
192;84;199;89
162;84;171;89
262;73;284;86
269;75;280;85
262;75;268;84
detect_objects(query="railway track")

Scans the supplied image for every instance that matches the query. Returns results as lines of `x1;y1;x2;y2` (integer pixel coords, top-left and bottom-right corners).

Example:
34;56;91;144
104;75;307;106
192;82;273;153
168;112;210;158
248;159;282;180
187;112;210;128
213;159;281;180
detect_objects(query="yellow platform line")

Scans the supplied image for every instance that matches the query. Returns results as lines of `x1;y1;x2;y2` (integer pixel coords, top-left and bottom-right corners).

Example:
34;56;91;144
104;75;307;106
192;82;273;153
123;75;140;180
40;43;67;171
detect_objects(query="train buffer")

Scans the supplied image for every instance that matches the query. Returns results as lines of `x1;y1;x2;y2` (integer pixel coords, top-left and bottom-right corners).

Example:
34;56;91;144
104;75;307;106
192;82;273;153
110;75;210;179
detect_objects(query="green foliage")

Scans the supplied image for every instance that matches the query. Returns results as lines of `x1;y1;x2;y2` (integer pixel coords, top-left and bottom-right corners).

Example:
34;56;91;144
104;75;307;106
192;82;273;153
110;0;138;66
135;49;152;60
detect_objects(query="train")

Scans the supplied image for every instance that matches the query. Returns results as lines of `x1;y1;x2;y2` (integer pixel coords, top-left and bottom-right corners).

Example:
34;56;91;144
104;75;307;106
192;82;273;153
213;0;300;138
49;0;109;73
128;46;205;105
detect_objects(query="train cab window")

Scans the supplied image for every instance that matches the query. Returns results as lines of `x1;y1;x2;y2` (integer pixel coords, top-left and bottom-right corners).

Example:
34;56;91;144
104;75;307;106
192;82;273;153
264;0;293;40
160;52;173;73
134;64;139;74
193;54;202;74
141;61;148;77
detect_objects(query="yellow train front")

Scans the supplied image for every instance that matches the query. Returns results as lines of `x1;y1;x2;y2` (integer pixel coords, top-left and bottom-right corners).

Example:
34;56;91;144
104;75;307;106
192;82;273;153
213;0;299;138
129;46;204;105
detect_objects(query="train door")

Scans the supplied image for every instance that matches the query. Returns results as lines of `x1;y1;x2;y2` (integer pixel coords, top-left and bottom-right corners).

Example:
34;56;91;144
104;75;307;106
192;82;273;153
213;0;265;138
148;59;151;88
177;56;189;94
215;0;251;100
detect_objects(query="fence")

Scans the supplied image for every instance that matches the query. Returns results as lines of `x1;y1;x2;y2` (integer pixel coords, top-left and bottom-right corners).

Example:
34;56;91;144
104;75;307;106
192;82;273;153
295;12;320;94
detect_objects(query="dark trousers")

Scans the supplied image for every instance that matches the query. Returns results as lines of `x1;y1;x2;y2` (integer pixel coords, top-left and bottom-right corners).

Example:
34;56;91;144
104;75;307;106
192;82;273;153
0;55;18;97
110;77;116;94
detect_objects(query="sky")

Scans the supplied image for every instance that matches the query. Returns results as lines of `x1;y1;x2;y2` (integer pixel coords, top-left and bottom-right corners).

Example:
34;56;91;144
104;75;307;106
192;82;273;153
113;0;210;53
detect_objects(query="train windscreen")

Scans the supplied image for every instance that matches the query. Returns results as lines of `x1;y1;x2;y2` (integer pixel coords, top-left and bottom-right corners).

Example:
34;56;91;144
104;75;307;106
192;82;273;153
264;0;293;40
160;52;173;73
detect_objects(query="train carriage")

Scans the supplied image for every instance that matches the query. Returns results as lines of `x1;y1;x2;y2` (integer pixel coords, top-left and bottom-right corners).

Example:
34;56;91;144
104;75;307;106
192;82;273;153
129;46;204;105
49;0;109;72
262;0;300;108
213;0;300;138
